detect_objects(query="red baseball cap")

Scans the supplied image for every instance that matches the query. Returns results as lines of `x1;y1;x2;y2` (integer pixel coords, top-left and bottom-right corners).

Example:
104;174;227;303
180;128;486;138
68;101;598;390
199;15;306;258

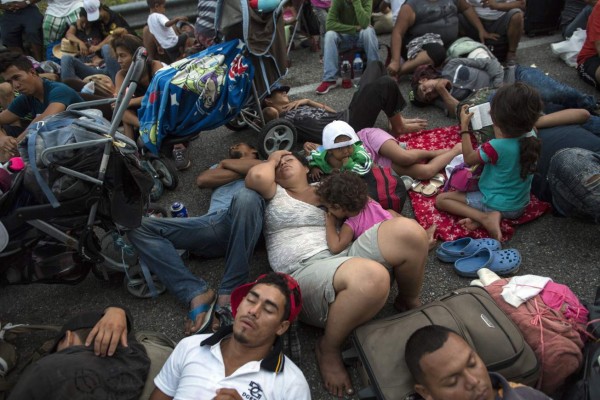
230;273;302;323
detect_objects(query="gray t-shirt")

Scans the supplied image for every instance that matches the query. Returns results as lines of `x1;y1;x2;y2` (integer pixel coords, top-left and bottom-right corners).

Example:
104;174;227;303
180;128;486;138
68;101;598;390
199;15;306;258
282;105;349;142
405;0;459;46
441;58;505;101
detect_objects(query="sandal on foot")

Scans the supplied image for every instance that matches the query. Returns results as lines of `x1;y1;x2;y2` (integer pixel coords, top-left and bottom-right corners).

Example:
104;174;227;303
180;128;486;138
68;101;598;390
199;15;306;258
188;295;217;334
454;248;521;278
212;304;234;332
436;237;501;263
422;173;445;197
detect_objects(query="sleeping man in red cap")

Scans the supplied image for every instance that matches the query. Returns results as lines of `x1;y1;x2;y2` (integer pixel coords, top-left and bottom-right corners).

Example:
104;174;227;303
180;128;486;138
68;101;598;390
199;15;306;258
149;272;310;400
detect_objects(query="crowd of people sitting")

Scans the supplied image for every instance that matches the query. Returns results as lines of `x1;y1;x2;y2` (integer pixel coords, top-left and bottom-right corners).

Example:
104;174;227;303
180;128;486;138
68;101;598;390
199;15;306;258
1;0;600;399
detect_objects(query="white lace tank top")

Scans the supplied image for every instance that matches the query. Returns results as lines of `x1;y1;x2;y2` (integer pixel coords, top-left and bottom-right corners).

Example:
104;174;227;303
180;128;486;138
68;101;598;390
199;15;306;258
264;185;329;274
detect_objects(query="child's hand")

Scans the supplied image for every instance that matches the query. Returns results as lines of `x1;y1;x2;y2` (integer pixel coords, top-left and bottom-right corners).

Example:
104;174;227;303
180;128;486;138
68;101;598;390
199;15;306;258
309;167;323;181
303;142;319;154
459;104;474;128
435;78;452;93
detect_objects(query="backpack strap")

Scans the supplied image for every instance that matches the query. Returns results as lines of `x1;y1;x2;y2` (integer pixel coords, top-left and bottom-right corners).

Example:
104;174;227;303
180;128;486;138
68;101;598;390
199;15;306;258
26;122;60;208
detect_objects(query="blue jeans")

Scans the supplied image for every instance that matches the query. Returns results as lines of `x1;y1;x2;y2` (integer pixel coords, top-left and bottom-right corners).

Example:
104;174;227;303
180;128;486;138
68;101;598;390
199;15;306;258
127;188;265;305
322;27;380;82
515;65;597;112
563;5;593;39
60;44;120;82
548;148;600;223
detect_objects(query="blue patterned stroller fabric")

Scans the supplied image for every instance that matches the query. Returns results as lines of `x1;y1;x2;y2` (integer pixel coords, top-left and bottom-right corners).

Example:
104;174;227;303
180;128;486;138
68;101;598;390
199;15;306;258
138;39;254;154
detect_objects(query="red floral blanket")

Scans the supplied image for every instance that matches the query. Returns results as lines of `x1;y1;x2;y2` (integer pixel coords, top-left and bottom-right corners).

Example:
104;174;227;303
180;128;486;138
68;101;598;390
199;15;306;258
398;125;551;242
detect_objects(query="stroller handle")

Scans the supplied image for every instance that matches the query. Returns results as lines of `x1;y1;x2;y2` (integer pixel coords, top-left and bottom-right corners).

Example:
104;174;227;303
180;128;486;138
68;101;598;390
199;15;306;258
111;47;148;136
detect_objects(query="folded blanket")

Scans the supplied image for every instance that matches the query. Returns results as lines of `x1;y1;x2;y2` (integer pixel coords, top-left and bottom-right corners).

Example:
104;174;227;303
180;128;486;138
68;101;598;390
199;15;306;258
398;125;551;242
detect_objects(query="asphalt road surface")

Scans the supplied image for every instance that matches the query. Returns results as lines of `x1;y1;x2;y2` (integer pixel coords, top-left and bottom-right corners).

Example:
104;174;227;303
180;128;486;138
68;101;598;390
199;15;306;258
2;32;600;399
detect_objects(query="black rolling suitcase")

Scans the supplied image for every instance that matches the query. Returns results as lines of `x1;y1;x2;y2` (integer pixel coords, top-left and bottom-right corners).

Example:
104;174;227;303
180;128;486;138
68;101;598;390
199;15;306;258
525;0;566;36
344;286;540;400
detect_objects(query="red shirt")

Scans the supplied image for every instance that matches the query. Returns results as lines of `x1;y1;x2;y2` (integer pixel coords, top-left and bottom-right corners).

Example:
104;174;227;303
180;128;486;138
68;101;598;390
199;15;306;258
577;2;600;65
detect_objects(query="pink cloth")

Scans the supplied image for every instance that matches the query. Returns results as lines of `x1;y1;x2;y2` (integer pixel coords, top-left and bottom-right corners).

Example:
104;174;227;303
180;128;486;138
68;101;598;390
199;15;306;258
356;127;397;168
311;0;331;8
540;282;589;325
485;280;585;394
345;198;392;239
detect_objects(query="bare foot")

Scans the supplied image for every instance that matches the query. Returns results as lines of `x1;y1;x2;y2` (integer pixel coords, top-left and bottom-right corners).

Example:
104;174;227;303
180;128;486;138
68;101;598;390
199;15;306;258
425;224;437;251
458;217;481;231
479;211;503;242
315;337;354;398
184;289;215;335
394;295;422;312
401;117;428;133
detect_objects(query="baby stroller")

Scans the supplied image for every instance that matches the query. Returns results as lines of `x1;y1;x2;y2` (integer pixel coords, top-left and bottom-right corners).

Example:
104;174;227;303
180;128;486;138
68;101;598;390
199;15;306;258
138;0;297;158
0;48;166;298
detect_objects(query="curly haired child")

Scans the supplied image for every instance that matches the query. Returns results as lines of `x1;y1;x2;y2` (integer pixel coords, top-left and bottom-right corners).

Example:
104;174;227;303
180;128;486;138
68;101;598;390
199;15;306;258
317;171;437;253
436;82;543;241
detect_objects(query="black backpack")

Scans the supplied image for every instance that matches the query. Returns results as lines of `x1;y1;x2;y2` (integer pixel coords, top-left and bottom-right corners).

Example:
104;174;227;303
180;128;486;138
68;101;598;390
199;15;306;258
561;287;600;400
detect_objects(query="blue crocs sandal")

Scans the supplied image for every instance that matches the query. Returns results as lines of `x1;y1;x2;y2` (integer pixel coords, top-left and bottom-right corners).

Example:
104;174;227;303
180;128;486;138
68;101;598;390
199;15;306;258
436;237;502;263
188;296;217;334
454;248;521;278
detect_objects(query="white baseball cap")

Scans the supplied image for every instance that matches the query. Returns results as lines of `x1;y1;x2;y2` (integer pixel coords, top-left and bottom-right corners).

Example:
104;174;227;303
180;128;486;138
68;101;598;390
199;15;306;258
322;120;359;150
83;0;100;22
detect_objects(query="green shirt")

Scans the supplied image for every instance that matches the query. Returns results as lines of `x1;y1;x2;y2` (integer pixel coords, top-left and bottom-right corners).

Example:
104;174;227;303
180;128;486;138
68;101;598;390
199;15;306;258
308;143;373;175
326;0;373;34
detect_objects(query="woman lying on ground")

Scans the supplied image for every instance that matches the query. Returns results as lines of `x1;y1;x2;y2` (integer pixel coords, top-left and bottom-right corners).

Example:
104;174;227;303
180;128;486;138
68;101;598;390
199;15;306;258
111;28;164;140
410;57;599;120
262;61;428;142
245;150;429;397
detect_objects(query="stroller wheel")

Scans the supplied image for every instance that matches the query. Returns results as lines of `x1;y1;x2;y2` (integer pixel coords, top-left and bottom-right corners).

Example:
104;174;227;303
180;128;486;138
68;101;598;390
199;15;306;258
259;119;297;158
225;113;248;131
124;264;167;299
151;157;179;190
150;177;164;202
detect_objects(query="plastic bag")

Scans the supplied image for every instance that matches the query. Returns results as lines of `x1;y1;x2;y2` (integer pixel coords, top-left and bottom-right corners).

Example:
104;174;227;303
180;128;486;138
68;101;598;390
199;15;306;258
551;28;586;68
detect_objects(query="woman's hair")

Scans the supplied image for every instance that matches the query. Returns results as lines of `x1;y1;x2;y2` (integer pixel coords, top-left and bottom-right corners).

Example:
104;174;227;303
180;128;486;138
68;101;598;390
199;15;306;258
490;82;542;180
316;171;368;213
410;64;442;107
110;28;143;55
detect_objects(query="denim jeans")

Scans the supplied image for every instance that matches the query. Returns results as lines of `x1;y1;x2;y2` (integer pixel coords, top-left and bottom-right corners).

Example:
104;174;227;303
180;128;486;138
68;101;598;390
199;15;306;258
322;26;380;82
127;187;265;305
563;5;593;39
60;44;120;82
515;65;597;112
548;148;600;223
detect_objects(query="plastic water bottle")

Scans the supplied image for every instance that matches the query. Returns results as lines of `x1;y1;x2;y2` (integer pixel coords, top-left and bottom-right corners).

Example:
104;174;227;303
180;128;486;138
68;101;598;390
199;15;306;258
340;60;351;81
352;53;363;80
81;81;95;94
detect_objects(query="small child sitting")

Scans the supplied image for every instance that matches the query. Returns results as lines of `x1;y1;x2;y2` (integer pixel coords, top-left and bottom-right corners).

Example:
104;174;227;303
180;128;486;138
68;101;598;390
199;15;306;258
436;82;543;241
307;120;373;181
146;0;192;63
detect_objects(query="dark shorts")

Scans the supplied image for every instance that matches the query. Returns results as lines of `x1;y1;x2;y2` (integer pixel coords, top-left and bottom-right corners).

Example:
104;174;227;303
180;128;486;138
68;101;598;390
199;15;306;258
2;124;24;138
459;8;522;39
578;55;600;89
0;5;43;47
